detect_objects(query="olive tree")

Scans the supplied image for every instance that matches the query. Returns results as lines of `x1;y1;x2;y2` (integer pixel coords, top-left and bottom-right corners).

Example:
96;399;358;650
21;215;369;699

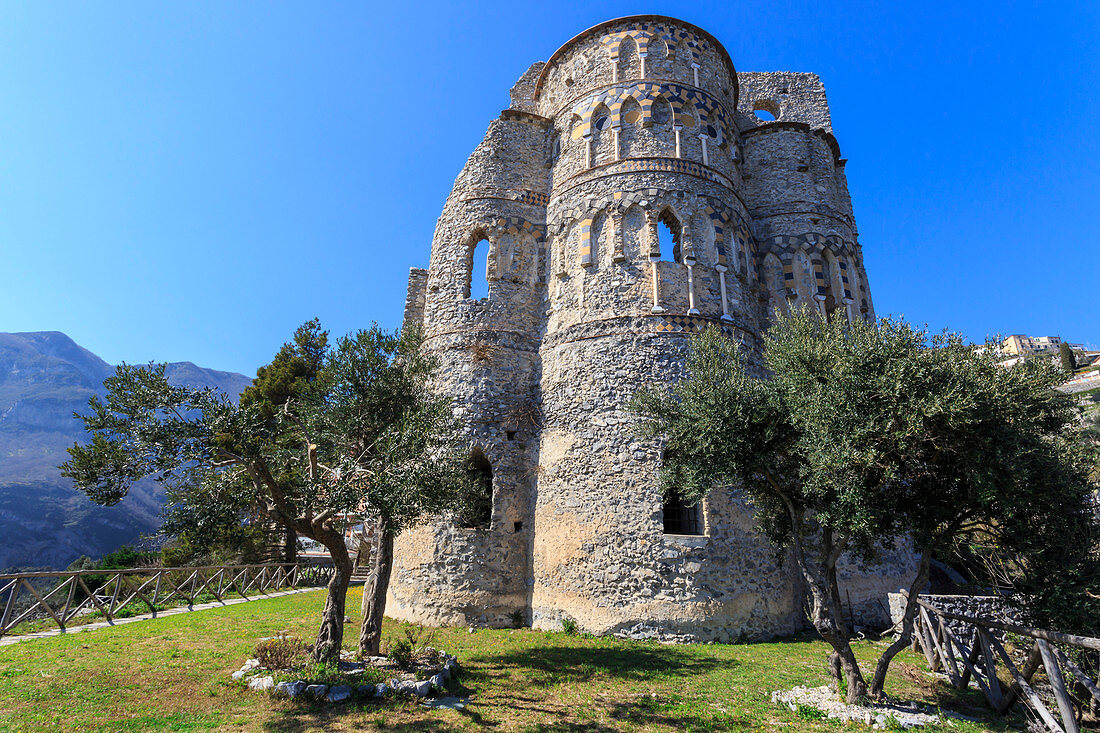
306;326;473;656
61;323;471;665
631;311;1097;702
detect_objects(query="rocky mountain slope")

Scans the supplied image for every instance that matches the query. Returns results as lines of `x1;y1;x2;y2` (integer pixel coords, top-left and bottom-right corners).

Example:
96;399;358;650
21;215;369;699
0;331;251;570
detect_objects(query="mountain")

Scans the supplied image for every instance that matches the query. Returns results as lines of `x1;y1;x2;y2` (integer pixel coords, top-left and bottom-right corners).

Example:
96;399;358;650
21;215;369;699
0;332;252;571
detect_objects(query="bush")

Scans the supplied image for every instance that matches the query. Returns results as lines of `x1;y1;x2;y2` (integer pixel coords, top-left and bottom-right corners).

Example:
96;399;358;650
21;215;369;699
509;609;525;628
254;635;306;670
388;638;413;669
561;616;578;636
96;545;158;570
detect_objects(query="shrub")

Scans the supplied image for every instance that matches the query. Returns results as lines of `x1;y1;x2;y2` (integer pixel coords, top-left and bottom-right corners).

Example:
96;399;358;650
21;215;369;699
254;635;306;670
388;638;414;669
509;609;525;628
561;616;578;636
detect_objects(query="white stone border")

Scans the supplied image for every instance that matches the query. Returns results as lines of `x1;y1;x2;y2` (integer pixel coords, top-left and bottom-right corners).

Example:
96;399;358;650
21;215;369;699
235;653;459;703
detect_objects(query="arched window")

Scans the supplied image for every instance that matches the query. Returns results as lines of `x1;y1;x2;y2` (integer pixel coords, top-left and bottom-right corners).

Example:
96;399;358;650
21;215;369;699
647;37;671;77
753;100;780;122
619;97;642;158
465;234;490;300
657;209;682;262
793;248;814;306
458;449;493;528
590;104;613;165
763;253;787;317
663;487;702;535
822;249;847;322
618;35;640;81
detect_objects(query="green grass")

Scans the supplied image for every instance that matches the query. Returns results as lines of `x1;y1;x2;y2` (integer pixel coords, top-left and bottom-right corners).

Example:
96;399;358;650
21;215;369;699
0;587;1021;732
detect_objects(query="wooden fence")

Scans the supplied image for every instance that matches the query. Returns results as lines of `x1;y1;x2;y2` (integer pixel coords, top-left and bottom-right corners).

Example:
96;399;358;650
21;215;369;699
0;563;334;639
907;591;1100;732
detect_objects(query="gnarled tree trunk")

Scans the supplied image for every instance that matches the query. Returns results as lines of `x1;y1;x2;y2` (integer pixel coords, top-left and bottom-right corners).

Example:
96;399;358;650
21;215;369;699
870;553;931;697
782;503;868;704
359;525;394;656
313;532;353;665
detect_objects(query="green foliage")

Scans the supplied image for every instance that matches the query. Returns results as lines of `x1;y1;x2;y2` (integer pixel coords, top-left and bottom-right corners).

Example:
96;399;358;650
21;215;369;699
253;636;306;670
387;638;414;669
159;320;330;564
94;545;158;570
631;310;1100;689
385;622;438;669
0;584;1018;731
561;617;579;636
59;321;473;664
1060;341;1077;373
794;703;827;721
310;325;472;535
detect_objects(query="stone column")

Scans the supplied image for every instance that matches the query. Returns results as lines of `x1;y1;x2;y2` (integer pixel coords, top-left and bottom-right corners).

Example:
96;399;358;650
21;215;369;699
585;136;593;168
639;52;647;78
611;211;625;262
843;298;855;324
646;210;665;313
699;135;709;166
674;126;682;158
814;294;827;317
612;126;621;160
691;62;700;87
682;233;698;315
685;262;699;315
486;238;499;282
555;233;568;279
716;265;733;321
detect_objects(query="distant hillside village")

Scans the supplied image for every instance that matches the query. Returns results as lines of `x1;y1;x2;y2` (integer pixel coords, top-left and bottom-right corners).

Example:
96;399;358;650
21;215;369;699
999;333;1100;393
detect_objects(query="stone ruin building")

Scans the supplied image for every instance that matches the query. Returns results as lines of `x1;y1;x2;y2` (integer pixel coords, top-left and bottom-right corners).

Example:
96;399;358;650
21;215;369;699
393;15;914;641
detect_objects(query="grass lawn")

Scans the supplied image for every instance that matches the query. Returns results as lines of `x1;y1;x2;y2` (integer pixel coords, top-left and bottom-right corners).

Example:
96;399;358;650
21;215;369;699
0;586;1021;732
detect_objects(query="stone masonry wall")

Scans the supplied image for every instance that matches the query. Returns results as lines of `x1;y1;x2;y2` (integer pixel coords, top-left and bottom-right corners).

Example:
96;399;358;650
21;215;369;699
393;14;907;641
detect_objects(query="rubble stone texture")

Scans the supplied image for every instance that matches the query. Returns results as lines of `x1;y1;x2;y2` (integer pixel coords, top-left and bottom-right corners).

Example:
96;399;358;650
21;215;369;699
394;15;914;641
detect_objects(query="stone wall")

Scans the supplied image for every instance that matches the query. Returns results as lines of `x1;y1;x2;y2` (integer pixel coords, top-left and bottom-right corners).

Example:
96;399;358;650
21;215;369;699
392;14;910;642
887;593;1021;642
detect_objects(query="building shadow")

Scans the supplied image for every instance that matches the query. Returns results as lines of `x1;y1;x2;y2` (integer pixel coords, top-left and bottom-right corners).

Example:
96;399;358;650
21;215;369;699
478;643;730;686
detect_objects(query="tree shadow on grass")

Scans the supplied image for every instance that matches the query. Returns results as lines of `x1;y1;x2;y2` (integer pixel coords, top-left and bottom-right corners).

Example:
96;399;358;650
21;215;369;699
262;699;461;733
476;643;731;687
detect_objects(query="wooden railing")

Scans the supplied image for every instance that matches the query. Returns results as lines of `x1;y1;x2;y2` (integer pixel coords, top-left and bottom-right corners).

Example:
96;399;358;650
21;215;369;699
0;563;335;639
908;591;1100;732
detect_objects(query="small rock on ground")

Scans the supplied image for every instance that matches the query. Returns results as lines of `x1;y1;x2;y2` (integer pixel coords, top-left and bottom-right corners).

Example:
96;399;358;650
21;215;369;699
304;684;328;699
326;685;352;703
275;680;306;698
248;676;275;692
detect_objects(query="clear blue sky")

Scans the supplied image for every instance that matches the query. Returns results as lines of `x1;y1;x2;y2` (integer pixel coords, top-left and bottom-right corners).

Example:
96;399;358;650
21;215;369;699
2;1;1097;376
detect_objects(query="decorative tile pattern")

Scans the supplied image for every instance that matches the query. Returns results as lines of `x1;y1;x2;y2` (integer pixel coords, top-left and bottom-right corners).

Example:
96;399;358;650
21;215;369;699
601;23;703;67
578;218;594;265
462;188;550;207
569;82;732;148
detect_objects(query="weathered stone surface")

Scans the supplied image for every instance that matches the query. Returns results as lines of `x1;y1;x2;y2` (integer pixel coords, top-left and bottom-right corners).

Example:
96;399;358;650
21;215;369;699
374;683;389;697
430;673;447;690
326;685;352;703
304;684;328;699
275;680;307;698
391;14;912;643
888;593;1020;642
248;676;274;692
414;680;433;697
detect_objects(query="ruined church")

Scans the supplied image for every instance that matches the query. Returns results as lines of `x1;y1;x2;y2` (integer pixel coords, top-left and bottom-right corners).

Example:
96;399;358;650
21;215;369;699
393;15;913;641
